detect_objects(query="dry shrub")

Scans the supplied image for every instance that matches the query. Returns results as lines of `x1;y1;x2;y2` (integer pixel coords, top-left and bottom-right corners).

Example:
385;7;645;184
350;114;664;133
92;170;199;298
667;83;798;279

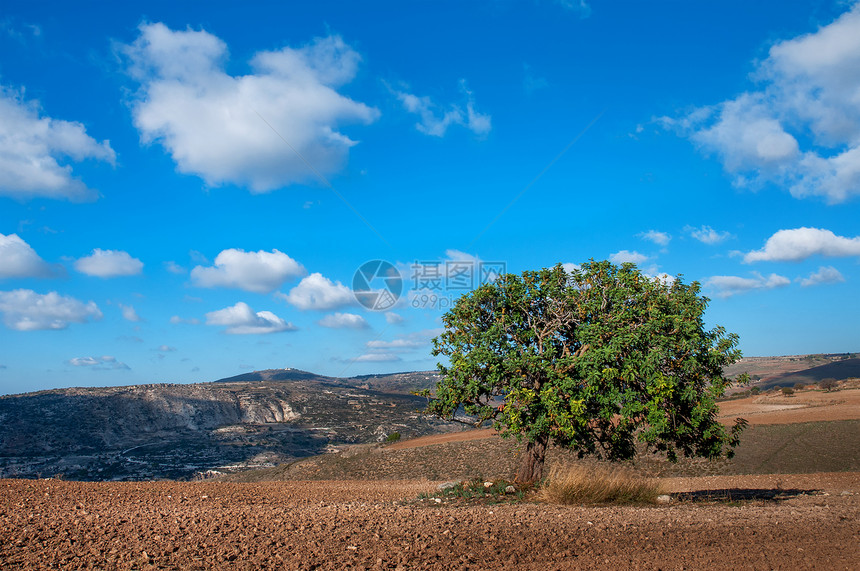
539;464;664;505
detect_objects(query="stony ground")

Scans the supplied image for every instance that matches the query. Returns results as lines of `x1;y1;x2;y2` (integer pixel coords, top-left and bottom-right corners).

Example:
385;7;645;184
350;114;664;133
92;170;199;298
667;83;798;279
1;473;858;570
3;386;859;569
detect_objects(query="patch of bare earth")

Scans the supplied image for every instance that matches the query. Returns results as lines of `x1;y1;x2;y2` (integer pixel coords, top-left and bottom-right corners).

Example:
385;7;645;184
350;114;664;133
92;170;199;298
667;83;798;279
2;475;858;570
717;387;860;424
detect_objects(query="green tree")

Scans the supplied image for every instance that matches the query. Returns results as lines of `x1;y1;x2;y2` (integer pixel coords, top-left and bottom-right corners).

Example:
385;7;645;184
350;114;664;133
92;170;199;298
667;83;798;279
422;261;747;484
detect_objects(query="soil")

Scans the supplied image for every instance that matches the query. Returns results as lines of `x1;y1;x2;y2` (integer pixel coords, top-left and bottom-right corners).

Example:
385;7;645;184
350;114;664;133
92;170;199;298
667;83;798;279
717;387;860;424
2;474;858;570
4;386;859;569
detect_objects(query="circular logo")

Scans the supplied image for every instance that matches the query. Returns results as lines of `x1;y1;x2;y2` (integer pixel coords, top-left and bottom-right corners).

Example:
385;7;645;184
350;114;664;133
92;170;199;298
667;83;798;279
352;260;402;311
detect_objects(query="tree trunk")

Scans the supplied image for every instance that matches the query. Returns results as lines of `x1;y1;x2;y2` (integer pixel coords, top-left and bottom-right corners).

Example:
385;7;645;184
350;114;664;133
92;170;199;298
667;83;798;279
515;434;548;485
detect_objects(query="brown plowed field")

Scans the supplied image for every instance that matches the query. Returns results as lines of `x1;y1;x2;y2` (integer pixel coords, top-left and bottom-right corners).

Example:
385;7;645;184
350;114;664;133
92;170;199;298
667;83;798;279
3;386;860;569
2;475;858;570
717;387;860;424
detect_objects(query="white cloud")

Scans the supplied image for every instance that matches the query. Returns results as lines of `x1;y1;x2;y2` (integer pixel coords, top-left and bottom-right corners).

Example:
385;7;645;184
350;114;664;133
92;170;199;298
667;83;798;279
318;312;368;329
561;262;581;274
119;304;141;322
637;230;671;246
366;338;424;351
390;79;491;137
354;352;401;362
609;250;650;265
75;249;143;277
191;248;304;293
164;261;186;274
0;289;102;330
0;233;57;278
205;301;297;334
282;272;353;310
384;311;404;325
799;266;846;287
122;23;378;192
704;273;791;298
157;345;177;352
170;315;200;325
68;355;130;370
0;85;115;201
364;329;442;356
665;4;860;203
686;225;733;245
744;227;860;263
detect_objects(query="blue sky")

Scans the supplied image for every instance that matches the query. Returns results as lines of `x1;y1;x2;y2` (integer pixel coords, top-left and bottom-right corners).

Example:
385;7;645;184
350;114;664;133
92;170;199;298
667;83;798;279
1;1;859;395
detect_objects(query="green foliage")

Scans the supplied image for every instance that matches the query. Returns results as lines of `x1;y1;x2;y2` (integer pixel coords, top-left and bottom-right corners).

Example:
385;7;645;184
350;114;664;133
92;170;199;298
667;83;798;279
750;386;761;395
781;387;795;396
419;479;524;504
385;432;402;443
422;261;746;474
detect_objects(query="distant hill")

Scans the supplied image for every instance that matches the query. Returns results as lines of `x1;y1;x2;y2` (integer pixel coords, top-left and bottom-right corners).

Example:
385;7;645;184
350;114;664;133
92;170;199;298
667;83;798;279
723;353;859;390
214;368;328;384
0;369;448;482
762;358;860;389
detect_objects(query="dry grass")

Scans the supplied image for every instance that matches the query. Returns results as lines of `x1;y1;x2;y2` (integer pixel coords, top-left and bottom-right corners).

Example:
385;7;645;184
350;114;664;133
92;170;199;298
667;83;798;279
539;464;665;505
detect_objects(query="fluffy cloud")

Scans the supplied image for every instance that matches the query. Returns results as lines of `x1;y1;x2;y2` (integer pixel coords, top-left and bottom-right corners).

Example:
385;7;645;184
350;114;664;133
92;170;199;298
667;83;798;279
686;225;733;245
637;230;671;247
282;273;353;310
390;80;491;137
354;353;401;362
366;338;424;351
164;261;186;274
0;85;115;201
364;329;441;356
74;249;143;277
119;304;141;322
0;289;102;330
561;262;581;273
191;249;304;293
664;4;860;203
799;266;846;287
609;250;650;265
68;356;130;370
318;312;368;329
122;23;378;192
704;273;790;298
744;227;860;263
0;233;57;278
205;302;296;334
384;311;404;325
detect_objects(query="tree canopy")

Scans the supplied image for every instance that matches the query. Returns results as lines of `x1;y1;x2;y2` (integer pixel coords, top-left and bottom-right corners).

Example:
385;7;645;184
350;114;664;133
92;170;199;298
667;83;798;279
422;261;747;484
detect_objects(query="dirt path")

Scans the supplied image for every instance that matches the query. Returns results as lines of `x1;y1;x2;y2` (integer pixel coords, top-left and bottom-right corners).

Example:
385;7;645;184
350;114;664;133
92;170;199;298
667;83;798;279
2;475;858;570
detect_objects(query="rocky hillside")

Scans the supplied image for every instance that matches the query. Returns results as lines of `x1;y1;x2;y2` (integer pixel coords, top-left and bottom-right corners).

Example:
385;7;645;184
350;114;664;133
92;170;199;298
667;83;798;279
0;370;448;481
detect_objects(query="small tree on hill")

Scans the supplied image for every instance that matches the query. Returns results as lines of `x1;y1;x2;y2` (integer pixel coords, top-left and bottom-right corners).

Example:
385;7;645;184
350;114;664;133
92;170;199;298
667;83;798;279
422;261;747;484
820;378;838;392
